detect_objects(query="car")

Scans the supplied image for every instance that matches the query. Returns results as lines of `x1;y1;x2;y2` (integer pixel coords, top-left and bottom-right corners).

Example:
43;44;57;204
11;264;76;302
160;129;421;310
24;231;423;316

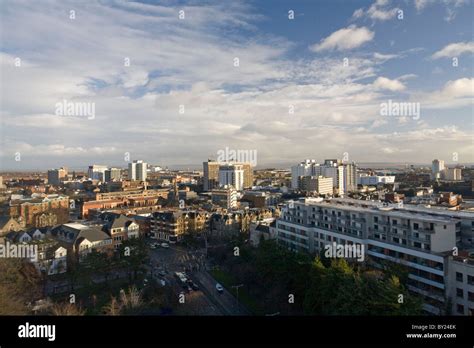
150;244;156;249
159;279;166;287
215;283;224;293
161;243;170;248
158;271;166;277
190;282;199;291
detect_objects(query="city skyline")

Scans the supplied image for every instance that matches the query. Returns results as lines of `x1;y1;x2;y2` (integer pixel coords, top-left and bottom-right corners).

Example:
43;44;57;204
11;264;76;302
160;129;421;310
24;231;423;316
1;0;473;171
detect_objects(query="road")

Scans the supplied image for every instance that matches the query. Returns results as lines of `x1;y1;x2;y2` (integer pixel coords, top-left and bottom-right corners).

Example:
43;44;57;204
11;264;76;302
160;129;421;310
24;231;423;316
148;243;250;316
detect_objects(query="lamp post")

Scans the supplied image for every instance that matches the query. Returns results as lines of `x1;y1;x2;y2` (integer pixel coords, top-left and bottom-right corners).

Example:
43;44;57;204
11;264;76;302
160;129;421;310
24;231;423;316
231;284;244;313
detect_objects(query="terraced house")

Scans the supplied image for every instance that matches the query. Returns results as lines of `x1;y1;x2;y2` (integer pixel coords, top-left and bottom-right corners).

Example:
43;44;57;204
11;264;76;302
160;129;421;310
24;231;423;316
276;197;474;315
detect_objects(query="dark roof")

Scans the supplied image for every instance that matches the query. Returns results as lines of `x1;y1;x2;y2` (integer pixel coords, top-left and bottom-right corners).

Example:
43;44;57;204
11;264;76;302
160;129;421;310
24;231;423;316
110;214;131;229
77;226;111;243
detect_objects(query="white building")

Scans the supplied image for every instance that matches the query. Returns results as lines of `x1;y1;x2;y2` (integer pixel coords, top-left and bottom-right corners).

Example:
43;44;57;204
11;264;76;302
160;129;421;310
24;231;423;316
88;165;108;181
291;159;355;195
129;160;147;181
432;159;445;180
275;197;474;315
357;174;396;186
445;168;462;181
219;164;244;191
298;176;333;195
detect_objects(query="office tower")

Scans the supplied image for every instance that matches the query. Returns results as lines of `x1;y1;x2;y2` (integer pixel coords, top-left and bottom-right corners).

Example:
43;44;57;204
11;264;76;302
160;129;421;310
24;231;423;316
129;160;147;181
291;160;318;189
218;164;244;191
291;159;355;195
432;159;445;180
445;167;462;181
343;162;357;192
48;167;68;185
204;160;253;191
298;176;333;195
203;160;220;191
88;165;108;181
104;168;122;182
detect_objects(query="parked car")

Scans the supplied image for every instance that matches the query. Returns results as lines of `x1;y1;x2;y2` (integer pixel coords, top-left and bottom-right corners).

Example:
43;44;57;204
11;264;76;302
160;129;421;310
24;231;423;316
190;282;199;291
159;279;166;287
216;283;224;293
161;243;170;248
158;271;166;277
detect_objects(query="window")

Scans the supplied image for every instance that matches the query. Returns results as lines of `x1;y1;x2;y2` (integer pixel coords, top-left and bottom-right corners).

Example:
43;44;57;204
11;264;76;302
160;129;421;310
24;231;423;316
468;292;474;302
413;223;419;230
456;272;463;282
468;275;474;285
374;216;379;223
456;288;463;298
393;220;397;225
457;304;464;314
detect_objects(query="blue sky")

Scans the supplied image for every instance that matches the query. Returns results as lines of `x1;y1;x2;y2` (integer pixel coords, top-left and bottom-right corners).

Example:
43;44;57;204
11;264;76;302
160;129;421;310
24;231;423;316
0;0;473;170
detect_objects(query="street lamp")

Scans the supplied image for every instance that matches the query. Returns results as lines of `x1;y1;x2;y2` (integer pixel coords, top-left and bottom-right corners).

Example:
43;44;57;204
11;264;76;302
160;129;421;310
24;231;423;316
231;284;244;312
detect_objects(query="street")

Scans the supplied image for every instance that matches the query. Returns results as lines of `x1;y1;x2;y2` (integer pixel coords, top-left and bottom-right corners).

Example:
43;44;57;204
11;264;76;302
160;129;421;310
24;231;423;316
148;243;250;316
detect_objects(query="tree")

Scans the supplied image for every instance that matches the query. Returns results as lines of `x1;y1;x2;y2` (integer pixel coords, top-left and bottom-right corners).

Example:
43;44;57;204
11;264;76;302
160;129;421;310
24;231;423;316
0;259;42;315
118;237;149;282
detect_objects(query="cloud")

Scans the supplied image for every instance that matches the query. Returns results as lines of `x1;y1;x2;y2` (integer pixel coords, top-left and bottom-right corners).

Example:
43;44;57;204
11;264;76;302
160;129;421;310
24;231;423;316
310;26;374;52
416;78;474;108
373;77;406;91
432;42;474;59
352;0;400;21
414;0;470;22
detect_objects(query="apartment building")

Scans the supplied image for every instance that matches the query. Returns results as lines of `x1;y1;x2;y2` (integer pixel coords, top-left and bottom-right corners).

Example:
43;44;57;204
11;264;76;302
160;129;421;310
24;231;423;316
203;160;254;191
298;176;333;195
151;210;209;243
275;197;474;315
291;159;356;194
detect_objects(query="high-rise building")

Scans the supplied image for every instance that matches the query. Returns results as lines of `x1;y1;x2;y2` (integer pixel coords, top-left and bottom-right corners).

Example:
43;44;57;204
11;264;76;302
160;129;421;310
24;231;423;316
343;162;357;192
203;160;220;191
432;159;445;180
88;165;107;181
128;160;147;181
104;168;122;182
48;167;68;185
298;176;333;195
219;164;244;191
291;159;355;195
445;167;462;181
204;160;253;191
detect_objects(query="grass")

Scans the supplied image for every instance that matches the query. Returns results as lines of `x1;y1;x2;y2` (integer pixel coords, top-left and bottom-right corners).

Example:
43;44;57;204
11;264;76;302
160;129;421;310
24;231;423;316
210;269;264;315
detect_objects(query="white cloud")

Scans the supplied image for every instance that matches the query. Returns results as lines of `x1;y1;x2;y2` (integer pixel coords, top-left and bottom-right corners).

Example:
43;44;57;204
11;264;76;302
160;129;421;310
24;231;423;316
310;26;374;52
432;42;474;59
373;77;406;91
352;0;400;21
416;78;474;108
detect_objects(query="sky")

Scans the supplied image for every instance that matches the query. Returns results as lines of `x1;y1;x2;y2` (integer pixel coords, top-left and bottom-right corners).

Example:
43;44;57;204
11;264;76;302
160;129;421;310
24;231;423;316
0;0;473;170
